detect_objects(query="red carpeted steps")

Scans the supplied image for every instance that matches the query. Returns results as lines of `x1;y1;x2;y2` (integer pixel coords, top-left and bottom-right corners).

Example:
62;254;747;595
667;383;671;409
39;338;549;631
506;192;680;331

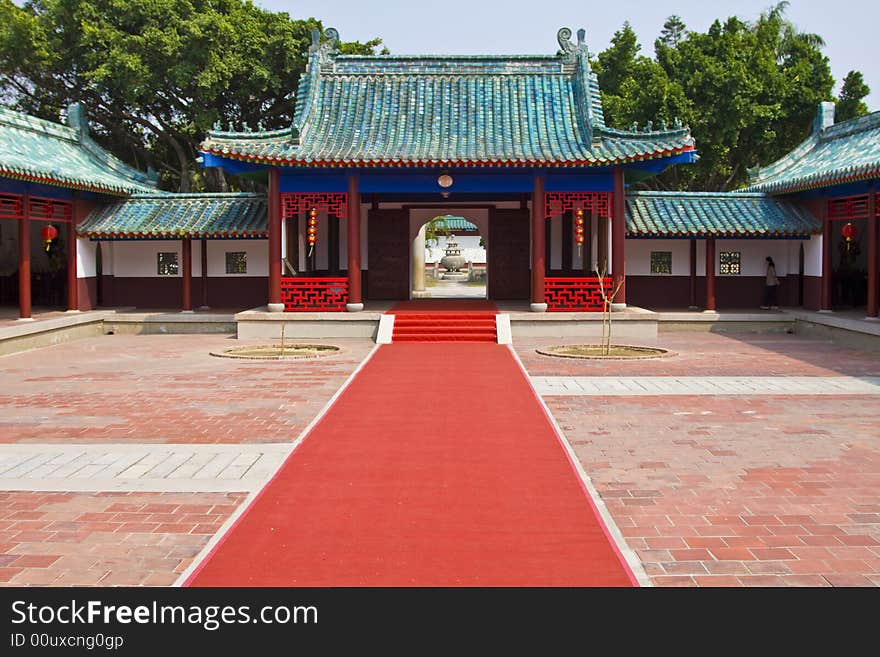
392;313;497;342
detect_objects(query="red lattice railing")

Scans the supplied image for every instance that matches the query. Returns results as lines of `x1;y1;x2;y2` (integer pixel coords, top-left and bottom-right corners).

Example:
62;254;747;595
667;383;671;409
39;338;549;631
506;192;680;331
545;192;612;219
545;277;612;312
280;193;348;220
280;277;348;312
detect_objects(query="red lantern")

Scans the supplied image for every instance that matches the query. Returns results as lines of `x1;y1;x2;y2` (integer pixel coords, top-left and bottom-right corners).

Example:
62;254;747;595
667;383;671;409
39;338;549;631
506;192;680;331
574;208;585;253
307;207;318;255
41;224;59;251
841;222;858;241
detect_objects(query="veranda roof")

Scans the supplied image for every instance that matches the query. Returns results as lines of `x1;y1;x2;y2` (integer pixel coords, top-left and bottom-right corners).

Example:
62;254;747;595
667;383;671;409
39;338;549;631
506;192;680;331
0;105;158;195
744;109;880;194
200;28;695;169
626;192;820;237
78;193;267;239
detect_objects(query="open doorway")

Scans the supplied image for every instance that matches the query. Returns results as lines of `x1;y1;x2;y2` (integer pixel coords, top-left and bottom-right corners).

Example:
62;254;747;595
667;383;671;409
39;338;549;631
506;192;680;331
412;215;487;299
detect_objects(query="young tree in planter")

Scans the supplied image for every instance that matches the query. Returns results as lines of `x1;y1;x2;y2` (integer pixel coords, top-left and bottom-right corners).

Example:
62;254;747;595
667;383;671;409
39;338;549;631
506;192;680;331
594;268;626;356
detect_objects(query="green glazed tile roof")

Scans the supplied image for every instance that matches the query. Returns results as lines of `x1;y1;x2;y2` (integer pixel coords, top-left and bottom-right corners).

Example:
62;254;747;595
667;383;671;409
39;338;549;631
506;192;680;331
78;193;267;239
435;215;478;231
0;105;159;195
626;192;820;237
201;28;694;168
745;109;880;194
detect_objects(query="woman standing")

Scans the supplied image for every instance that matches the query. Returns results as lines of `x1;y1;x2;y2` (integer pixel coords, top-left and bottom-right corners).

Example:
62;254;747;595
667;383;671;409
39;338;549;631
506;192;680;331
762;256;779;309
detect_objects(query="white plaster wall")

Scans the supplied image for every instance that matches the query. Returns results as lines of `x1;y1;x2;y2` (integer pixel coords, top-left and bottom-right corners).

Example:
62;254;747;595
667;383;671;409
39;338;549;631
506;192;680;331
100;242;114;276
625;239;693;276
206;240;268;277
803;235;822;276
76;238;96;278
112;241;178;277
714;239;793;277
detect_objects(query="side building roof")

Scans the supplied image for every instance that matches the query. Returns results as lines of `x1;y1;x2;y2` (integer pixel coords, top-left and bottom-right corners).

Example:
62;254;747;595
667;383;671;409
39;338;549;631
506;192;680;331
744;103;880;194
78;193;267;239
626;191;820;237
200;28;695;169
77;190;816;240
0;104;159;195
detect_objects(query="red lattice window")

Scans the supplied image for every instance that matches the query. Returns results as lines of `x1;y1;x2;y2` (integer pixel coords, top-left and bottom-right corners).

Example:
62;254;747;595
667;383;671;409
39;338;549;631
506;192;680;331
280;193;348;220
280;277;348;312
545;277;612;312
28;197;72;222
0;193;24;220
545;192;612;219
827;195;870;220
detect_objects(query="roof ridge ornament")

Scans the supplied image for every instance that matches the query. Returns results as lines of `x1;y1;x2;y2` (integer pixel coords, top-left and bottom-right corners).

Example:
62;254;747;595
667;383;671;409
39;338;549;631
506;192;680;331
557;28;576;63
66;102;89;138
311;27;340;68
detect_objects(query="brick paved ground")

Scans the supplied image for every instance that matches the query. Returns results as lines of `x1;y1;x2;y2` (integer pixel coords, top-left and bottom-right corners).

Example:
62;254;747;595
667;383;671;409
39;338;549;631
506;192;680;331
0;334;374;443
518;332;880;377
516;333;880;587
0;491;246;586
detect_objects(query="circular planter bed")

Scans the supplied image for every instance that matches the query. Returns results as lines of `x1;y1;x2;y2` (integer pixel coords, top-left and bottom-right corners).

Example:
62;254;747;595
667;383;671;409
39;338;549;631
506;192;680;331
211;344;341;360
536;344;671;360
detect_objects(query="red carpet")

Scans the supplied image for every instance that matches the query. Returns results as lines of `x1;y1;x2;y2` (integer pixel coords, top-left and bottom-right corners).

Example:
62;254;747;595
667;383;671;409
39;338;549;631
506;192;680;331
186;343;635;587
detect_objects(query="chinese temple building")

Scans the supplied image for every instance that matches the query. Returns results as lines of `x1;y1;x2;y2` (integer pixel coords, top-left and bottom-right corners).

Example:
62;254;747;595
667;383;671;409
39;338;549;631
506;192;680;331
0;28;877;319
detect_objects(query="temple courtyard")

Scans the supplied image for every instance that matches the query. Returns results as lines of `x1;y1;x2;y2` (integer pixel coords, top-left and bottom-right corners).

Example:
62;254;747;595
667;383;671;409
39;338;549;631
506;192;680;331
0;329;877;587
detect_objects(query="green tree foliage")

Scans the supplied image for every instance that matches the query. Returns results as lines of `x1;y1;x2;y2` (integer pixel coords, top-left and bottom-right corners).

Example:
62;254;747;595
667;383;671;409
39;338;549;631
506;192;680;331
0;0;384;191
835;71;870;122
599;2;843;190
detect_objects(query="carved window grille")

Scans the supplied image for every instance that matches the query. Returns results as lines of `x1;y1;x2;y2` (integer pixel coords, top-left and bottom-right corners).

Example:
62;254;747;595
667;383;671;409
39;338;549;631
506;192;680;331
280;193;348;220
225;251;247;274
650;251;672;275
545;192;612;219
719;251;741;275
157;252;179;276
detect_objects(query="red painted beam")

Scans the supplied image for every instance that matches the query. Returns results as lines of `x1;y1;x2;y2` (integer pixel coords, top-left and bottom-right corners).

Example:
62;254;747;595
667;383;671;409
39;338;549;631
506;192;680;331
268;168;282;310
181;238;192;312
19;194;31;319
611;168;626;305
530;175;546;310
868;187;878;318
347;174;362;310
705;236;716;311
821;206;832;311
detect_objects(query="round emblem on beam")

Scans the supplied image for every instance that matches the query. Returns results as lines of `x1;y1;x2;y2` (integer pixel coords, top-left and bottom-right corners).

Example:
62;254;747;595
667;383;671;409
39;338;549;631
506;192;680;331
437;174;454;189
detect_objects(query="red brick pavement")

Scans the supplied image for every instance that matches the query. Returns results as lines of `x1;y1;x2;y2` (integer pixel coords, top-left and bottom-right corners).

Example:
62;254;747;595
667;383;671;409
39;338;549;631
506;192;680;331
517;332;880;377
522;332;880;587
0;491;246;586
0;334;374;443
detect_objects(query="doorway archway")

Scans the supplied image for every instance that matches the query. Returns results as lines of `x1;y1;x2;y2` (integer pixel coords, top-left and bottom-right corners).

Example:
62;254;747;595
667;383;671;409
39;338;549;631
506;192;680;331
409;211;488;300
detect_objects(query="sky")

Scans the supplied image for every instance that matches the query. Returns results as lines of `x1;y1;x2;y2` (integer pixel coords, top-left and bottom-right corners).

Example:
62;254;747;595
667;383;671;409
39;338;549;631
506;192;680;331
258;0;879;110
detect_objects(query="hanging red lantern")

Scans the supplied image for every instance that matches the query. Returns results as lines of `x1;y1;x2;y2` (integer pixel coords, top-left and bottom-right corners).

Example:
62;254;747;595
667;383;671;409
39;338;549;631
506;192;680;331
307;207;318;255
41;224;59;252
574;208;585;253
841;222;858;241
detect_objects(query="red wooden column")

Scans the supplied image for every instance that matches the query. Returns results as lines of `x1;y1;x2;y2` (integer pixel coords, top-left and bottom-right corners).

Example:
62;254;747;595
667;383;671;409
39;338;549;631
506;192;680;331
821;205;833;311
530;175;546;312
705;236;716;311
346;173;363;311
867;188;878;318
181;237;193;312
67;202;79;311
611;167;626;307
18;194;32;320
689;238;698;309
199;238;209;309
267;168;283;312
